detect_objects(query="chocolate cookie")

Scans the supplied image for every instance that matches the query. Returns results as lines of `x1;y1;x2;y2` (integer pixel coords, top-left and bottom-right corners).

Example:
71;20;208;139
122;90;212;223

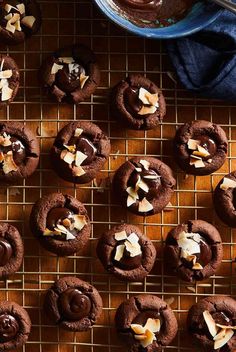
164;220;223;282
112;157;176;216
0;0;41;45
187;296;236;351
174;120;228;176
51;121;110;184
44;276;103;332
111;74;166;130
96;223;156;281
0;55;20;104
0;301;31;351
0;223;23;279
0;121;40;184
214;172;236;227
40;44;100;104
115;294;178;351
30;192;91;256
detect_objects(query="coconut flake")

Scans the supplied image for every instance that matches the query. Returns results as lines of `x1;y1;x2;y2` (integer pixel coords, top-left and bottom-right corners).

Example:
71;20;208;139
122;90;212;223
75;151;87;167
214;329;234;350
73;165;86;177
144;318;161;333
58;57;74;64
220;177;236;191
51;63;63;75
131;324;146;335
138;198;153;213
114;230;127;241
74;128;83;137
127;195;136;207
187;139;200;150
73;214;87;231
139;159;150;171
127;232;139;244
114;244;125;261
203;310;218;337
21;15;36;28
138;105;157;116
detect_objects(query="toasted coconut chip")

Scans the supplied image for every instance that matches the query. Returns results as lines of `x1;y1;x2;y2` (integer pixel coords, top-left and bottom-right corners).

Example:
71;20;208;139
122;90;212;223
63;144;76;153
0;70;12;79
21;15;36;28
62;151;75;165
138;105;157;116
203;310;218;337
220;177;236;191
140;329;156;348
216;324;236;330
0;135;11;147
114;244;125;261
5;4;12;13
6;20;15;33
138;87;159;107
127;232;139;244
125;240;142;257
214;329;234;350
192;262;203;270
74;128;83;137
3;154;18;174
207;159;213;164
0;152;4;163
135;175;141;190
43;228;56;237
58;57;74;64
137;179;149;193
131;324;146;335
16;3;25;14
135;167;142;173
114;230;127;241
144;318;161;333
1;85;13;101
126;187;139;200
186;255;197;264
62;218;72;228
190;158;206;168
138;197;153;213
55;224;76;240
5;14;12;21
51;63;64;75
134;334;147;341
186;286;196;293
127;194;136;207
14;19;21;31
80;73;89;89
75;150;87;167
72;165;86;177
214;329;227;341
74;214;87;231
139;159;150;170
187;139;200;150
197;145;210;157
177;232;201;256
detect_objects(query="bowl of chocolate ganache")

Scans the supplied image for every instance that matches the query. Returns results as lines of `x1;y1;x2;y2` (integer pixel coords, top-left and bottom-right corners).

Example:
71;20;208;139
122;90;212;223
94;0;223;39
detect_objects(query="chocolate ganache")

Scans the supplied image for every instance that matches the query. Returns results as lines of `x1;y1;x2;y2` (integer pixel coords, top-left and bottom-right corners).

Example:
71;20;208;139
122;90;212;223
47;207;74;231
55;61;87;93
68;135;97;166
59;288;91;321
113;0;196;27
113;237;142;270
0;238;12;266
0;314;19;343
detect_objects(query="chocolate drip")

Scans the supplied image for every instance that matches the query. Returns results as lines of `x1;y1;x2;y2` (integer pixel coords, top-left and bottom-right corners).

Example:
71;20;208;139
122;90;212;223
0;314;19;342
0;238;12;266
46;207;74;231
59;288;92;321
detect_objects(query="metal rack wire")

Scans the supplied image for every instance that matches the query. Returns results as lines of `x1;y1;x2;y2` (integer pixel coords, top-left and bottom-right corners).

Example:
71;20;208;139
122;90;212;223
0;0;235;351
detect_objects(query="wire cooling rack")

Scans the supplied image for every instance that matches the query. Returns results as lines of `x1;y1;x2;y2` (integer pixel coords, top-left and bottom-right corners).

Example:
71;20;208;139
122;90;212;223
0;0;235;351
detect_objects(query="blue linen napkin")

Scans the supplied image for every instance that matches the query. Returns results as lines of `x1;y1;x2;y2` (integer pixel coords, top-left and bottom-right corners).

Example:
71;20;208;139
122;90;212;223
166;10;236;101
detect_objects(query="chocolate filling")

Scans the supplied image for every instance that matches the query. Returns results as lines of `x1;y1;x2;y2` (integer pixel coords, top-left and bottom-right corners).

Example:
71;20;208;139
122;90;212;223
68;135;97;165
59;288;91;321
0;238;12;266
189;135;217;161
46;207;75;230
112;237;142;270
0;314;19;342
128;163;161;201
54;60;87;93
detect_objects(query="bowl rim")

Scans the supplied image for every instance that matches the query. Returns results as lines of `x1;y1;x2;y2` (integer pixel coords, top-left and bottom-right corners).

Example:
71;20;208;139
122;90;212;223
93;0;224;39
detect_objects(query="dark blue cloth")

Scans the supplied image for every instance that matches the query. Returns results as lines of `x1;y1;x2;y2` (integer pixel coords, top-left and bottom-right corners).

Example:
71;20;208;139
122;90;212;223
166;11;236;101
